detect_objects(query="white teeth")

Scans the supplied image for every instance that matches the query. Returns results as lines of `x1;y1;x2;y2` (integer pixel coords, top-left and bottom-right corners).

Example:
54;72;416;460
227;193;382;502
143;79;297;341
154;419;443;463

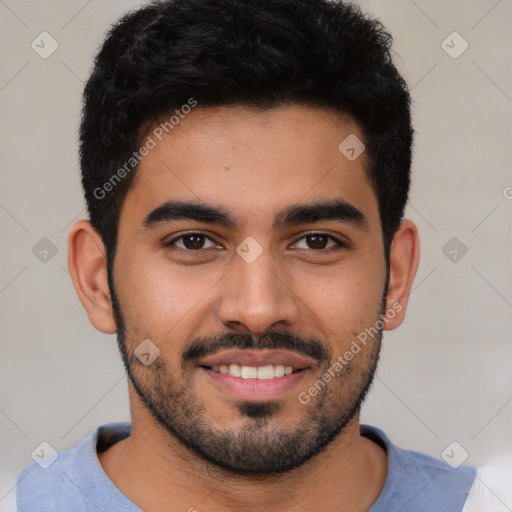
274;365;285;377
208;363;298;379
228;363;241;377
241;366;258;379
257;365;275;380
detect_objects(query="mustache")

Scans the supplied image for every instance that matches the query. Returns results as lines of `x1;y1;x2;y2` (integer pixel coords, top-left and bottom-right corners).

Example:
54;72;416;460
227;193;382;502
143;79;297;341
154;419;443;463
182;330;332;366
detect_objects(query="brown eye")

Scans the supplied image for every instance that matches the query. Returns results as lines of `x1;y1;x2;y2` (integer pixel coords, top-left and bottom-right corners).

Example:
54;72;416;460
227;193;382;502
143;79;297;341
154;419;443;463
306;234;329;249
292;233;345;252
165;233;218;251
181;234;206;250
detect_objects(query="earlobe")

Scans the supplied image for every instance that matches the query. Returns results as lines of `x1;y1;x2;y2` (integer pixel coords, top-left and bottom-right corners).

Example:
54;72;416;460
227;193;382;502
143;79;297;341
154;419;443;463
67;220;117;334
383;219;420;330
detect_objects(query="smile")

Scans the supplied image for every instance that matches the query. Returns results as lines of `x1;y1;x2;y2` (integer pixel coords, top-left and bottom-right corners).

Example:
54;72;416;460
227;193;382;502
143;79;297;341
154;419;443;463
203;363;300;379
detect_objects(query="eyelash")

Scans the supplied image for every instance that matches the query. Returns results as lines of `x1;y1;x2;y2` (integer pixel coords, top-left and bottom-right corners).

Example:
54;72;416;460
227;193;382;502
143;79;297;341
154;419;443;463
164;231;348;254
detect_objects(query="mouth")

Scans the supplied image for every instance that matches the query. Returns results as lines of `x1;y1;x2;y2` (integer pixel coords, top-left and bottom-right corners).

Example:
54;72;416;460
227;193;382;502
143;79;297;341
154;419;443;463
201;363;302;379
197;349;313;400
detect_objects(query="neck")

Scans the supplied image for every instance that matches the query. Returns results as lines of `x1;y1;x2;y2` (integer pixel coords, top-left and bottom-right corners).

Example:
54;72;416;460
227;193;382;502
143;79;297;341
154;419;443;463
99;405;387;512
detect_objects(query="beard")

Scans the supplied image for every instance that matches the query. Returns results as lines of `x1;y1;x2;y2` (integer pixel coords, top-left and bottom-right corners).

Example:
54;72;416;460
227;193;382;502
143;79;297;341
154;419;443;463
110;283;384;476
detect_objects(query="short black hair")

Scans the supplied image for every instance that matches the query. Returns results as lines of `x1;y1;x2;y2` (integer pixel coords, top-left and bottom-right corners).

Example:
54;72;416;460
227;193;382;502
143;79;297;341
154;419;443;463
79;0;413;278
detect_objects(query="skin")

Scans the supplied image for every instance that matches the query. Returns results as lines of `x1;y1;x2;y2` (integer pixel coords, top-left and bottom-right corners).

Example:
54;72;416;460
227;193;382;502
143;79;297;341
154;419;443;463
68;105;420;512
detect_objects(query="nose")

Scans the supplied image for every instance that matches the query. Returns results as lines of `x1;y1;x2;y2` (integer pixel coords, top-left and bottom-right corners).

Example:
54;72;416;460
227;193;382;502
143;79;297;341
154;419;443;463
217;247;300;335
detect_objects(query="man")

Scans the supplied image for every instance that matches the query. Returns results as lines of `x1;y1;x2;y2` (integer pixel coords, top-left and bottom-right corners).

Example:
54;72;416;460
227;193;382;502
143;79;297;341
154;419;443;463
16;0;478;510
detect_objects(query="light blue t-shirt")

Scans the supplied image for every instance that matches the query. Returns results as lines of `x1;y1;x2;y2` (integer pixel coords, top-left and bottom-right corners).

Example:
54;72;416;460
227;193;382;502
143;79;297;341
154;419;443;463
15;422;477;511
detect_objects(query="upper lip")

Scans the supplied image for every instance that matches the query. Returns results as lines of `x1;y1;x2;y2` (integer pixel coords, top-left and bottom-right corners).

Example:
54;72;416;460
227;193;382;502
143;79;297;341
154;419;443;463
198;349;314;370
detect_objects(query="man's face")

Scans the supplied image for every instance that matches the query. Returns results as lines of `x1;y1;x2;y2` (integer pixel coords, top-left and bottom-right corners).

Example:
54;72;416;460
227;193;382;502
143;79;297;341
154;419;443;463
111;105;388;474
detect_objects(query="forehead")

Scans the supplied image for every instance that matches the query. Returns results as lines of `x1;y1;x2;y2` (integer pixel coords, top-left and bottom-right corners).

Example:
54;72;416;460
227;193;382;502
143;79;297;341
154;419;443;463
120;105;380;231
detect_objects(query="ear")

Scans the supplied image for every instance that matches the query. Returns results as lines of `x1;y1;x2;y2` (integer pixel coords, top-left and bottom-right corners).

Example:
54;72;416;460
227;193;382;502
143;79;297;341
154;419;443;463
383;218;420;330
67;220;117;334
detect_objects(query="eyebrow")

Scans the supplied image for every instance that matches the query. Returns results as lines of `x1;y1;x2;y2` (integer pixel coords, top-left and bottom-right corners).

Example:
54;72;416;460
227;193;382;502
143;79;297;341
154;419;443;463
142;198;369;231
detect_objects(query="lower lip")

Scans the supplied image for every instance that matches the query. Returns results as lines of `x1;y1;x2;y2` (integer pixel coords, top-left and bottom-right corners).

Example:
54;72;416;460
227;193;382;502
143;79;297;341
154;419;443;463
201;367;309;400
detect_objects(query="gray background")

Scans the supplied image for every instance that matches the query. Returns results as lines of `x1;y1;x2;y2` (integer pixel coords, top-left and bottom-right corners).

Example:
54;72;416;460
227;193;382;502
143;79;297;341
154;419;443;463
1;0;511;510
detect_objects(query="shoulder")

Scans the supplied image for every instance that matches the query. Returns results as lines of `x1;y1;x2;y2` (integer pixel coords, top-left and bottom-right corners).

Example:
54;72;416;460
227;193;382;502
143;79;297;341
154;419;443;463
362;425;477;512
15;422;132;511
16;440;87;511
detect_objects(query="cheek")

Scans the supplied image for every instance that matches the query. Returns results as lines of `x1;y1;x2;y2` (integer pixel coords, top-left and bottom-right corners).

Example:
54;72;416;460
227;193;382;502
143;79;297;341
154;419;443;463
113;250;221;341
302;261;385;346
